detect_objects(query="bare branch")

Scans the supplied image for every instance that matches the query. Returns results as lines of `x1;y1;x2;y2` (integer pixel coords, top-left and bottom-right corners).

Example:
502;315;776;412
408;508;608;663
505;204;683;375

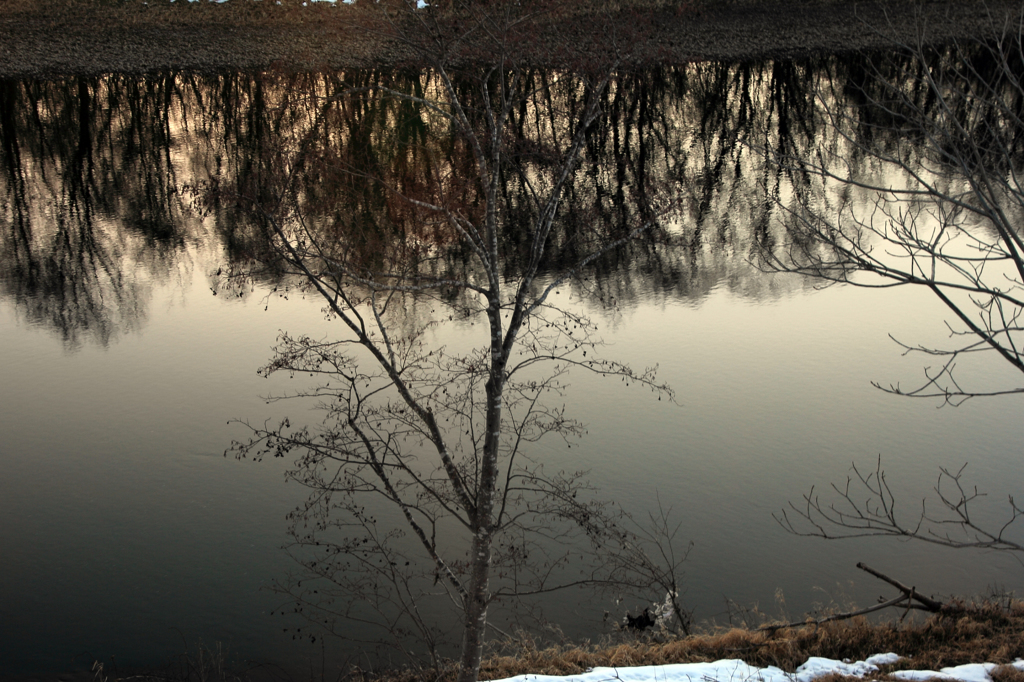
775;457;1024;565
757;18;1024;402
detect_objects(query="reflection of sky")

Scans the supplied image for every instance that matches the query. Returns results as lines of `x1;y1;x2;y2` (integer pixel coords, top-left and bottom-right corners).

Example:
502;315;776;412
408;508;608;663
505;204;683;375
0;253;335;674
533;274;1023;630
1;67;1023;677
4;225;1021;676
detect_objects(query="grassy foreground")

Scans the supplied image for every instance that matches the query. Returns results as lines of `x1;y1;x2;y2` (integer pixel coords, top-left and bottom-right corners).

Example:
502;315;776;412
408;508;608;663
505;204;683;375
477;601;1024;682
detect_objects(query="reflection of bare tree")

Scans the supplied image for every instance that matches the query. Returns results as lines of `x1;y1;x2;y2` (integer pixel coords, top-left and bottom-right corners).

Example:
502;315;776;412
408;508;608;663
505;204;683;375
1;56;961;347
0;76;195;347
761;40;1024;402
207;61;861;308
759;38;1024;568
574;61;830;305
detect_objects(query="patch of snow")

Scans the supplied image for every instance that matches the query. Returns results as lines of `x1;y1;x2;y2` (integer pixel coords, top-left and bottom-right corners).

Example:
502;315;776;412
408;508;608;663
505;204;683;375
497;660;792;682
492;657;1024;682
891;664;998;682
795;656;887;682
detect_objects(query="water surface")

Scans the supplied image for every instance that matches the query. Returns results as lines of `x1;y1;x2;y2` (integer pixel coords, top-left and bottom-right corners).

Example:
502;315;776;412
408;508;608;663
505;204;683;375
1;59;1022;677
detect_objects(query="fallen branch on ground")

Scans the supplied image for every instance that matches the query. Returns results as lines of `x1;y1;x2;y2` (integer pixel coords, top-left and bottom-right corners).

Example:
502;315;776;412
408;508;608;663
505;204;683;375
758;563;951;632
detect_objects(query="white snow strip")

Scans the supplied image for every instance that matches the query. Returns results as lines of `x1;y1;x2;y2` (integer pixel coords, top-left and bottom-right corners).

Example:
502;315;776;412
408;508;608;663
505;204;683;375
891;664;997;682
492;656;1024;682
795;656;886;682
497;660;791;682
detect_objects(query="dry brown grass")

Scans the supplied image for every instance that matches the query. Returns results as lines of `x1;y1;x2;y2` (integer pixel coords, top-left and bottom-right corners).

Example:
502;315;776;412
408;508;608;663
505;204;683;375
993;665;1024;682
349;600;1024;682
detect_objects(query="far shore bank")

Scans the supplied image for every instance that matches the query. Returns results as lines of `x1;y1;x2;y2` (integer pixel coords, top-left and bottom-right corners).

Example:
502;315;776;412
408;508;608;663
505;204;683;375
1;0;1022;78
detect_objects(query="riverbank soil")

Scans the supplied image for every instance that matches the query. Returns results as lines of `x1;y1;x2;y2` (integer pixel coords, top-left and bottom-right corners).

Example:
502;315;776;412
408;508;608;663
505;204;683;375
1;0;1022;77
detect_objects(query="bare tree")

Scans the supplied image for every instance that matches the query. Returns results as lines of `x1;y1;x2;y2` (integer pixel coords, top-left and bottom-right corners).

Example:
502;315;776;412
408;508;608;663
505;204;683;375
759;17;1024;405
758;17;1024;561
216;2;676;680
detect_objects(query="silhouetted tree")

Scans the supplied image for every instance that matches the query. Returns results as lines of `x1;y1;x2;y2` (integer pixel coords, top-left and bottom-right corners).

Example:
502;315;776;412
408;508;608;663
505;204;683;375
221;2;679;680
761;20;1024;561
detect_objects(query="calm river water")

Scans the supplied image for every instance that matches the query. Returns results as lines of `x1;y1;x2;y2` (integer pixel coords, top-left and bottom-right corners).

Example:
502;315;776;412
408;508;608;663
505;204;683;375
1;59;1022;678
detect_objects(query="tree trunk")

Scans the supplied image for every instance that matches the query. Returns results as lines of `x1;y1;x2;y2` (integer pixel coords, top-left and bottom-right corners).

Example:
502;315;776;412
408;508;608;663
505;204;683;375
457;526;493;682
456;300;507;682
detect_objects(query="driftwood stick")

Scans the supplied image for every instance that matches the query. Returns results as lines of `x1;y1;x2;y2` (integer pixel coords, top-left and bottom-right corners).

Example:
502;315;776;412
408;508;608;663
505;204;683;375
856;562;945;612
757;593;910;632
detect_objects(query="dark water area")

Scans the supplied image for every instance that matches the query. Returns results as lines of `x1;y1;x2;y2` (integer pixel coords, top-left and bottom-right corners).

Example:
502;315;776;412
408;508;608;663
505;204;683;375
1;55;1022;678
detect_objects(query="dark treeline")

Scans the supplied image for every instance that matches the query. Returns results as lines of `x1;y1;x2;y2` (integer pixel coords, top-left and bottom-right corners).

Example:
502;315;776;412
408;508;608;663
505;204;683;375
1;48;1009;346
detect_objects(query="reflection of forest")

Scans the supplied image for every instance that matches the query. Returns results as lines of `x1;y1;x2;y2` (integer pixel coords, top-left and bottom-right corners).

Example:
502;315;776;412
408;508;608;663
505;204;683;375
0;76;194;346
0;52;989;345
